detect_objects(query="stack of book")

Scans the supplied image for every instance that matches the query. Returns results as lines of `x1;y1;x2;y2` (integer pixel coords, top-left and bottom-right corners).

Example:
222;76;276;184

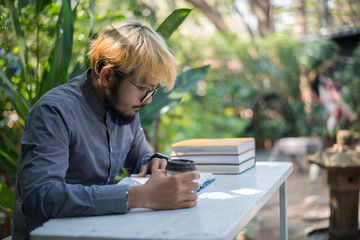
170;138;256;174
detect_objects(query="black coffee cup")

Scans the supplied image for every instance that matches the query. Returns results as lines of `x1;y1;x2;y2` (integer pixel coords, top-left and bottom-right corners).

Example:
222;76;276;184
166;159;197;176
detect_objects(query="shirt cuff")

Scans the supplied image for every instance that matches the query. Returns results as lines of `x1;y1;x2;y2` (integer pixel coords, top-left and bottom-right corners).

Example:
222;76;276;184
125;185;130;213
150;152;170;161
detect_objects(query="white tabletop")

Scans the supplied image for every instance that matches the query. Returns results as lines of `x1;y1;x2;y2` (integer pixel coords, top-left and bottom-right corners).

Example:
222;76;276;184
31;162;293;240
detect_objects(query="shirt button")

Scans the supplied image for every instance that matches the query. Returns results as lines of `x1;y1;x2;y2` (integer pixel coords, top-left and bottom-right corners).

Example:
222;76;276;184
107;177;111;183
110;147;113;152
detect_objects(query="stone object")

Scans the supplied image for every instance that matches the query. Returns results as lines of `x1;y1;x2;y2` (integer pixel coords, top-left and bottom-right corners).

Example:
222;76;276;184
309;130;360;240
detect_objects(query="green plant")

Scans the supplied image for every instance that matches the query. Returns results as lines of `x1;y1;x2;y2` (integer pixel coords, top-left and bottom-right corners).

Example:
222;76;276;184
155;33;309;150
338;43;360;131
297;39;339;72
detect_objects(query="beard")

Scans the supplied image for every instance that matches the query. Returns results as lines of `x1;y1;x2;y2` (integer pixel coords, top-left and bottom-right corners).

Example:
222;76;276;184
104;84;145;126
105;100;136;125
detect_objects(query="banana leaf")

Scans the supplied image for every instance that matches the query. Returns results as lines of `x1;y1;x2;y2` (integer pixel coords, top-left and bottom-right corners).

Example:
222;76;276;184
0;182;14;217
5;0;29;82
34;0;52;13
0;132;19;184
0;70;29;120
38;0;75;97
156;8;191;40
0;145;17;185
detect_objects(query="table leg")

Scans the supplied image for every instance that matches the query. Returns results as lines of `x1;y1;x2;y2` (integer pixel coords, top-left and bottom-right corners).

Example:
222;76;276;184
280;181;288;240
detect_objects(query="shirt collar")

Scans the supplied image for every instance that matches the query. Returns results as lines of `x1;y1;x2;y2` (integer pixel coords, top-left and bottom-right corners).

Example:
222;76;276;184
80;68;107;123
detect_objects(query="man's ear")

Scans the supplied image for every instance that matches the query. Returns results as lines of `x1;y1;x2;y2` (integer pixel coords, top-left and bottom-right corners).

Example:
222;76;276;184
99;66;113;87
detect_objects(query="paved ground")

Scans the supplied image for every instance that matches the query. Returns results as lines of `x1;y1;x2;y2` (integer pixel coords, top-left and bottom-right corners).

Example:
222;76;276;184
234;150;360;240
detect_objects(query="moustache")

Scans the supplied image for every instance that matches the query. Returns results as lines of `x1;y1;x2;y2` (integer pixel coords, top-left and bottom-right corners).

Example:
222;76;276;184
138;103;146;108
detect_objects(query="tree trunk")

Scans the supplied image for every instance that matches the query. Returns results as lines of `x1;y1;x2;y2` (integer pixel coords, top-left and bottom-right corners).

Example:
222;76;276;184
297;0;306;36
249;0;273;37
185;0;228;31
232;0;255;39
321;0;329;33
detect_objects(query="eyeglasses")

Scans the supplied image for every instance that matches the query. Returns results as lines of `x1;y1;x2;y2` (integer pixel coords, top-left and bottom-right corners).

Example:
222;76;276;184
126;78;160;103
113;69;160;103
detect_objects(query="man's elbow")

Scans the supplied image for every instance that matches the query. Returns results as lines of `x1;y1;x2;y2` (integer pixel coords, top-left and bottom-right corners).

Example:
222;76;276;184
22;185;60;222
22;195;51;222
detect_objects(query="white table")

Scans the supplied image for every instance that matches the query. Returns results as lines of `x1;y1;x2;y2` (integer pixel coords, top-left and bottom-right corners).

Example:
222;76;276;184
31;162;293;240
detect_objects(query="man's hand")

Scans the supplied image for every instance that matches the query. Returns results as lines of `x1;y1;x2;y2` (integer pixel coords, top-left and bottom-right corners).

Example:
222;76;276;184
138;157;167;177
128;170;200;210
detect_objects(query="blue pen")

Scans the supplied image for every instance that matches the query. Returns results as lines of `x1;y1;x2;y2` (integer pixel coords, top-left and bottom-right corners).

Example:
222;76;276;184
196;178;215;193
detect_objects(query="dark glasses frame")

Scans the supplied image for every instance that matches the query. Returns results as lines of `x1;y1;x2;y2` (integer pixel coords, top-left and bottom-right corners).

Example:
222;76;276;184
112;69;160;103
125;78;160;103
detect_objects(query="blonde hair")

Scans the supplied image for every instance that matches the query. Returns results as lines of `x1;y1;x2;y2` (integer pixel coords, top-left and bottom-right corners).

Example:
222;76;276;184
88;20;176;91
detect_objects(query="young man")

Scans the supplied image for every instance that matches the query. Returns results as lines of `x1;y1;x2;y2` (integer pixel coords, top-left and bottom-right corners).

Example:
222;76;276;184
13;21;200;240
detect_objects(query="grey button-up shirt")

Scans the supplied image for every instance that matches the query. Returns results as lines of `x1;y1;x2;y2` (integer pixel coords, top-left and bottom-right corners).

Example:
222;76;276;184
12;69;154;239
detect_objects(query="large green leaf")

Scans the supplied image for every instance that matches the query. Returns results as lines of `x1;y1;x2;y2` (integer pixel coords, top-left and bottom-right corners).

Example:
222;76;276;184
0;132;19;184
0;131;19;157
0;182;14;217
38;0;75;97
34;0;52;13
0;69;29;120
5;0;29;78
140;65;210;127
156;8;191;40
0;144;17;184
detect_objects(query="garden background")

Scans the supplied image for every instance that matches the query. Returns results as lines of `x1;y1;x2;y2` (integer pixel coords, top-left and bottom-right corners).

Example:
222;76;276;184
1;0;360;238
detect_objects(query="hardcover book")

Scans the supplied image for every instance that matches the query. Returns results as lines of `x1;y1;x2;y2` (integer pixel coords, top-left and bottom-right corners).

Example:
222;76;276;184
195;158;256;174
171;138;255;155
171;148;255;164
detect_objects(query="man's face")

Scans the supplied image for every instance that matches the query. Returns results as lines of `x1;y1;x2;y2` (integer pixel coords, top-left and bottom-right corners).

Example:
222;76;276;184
104;73;157;125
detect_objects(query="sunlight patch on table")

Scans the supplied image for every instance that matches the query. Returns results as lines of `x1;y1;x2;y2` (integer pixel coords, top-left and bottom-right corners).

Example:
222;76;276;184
198;188;263;200
198;192;236;200
231;188;263;195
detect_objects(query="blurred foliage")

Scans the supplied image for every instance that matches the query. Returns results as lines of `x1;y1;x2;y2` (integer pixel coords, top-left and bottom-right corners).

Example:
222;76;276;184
157;32;337;153
337;43;360;132
0;182;13;217
297;39;340;72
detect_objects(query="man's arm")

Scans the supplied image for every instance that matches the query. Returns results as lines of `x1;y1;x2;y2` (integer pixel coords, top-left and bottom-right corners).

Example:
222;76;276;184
128;170;200;210
18;102;129;222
